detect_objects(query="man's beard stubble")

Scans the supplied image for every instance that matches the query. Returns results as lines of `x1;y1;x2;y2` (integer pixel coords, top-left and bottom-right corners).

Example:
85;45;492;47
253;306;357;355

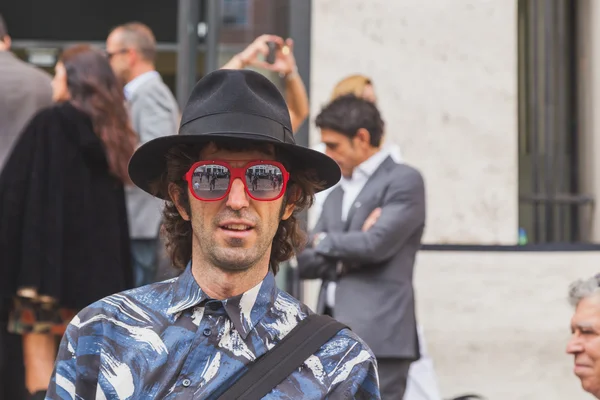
195;208;278;273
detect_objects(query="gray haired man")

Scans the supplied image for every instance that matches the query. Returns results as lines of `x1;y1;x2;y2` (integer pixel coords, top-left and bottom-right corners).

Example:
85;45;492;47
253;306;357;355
106;22;180;286
567;275;600;398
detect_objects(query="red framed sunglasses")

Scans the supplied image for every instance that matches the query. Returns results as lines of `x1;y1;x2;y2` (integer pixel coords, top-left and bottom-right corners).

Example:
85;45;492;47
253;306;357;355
183;160;290;201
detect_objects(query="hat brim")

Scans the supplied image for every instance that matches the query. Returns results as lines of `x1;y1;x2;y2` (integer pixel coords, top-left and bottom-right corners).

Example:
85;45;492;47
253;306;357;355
128;133;341;200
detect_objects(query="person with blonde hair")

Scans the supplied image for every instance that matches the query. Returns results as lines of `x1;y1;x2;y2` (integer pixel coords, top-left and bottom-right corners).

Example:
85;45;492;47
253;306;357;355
330;74;377;103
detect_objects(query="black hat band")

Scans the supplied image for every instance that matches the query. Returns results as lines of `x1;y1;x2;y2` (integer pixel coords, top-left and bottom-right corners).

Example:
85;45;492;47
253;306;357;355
179;113;294;144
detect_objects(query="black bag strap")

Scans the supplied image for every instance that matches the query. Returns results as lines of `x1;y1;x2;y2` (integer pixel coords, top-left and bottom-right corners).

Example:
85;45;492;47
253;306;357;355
217;314;347;400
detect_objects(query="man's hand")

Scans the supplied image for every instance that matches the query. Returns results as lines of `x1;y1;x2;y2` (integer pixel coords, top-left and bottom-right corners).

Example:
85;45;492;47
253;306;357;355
250;38;298;77
236;34;285;69
223;34;307;133
362;208;382;232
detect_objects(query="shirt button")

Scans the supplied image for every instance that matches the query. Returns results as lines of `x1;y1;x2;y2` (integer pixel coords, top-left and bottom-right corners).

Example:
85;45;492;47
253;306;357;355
182;378;191;387
203;328;212;336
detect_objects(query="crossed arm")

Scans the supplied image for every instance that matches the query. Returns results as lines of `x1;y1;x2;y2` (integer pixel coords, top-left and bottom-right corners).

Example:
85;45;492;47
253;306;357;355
297;213;336;280
298;168;425;279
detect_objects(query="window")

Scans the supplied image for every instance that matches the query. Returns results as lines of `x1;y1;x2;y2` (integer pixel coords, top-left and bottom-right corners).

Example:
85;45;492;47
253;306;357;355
518;0;591;243
221;0;251;27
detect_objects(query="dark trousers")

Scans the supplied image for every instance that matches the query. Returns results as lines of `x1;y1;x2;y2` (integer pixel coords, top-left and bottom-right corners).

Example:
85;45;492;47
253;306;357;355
377;358;412;400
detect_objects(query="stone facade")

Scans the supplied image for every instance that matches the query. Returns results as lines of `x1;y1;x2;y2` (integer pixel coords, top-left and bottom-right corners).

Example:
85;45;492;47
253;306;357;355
310;0;518;245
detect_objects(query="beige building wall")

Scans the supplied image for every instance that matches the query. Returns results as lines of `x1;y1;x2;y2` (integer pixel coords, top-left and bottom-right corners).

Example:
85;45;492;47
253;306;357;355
415;251;595;400
310;0;518;245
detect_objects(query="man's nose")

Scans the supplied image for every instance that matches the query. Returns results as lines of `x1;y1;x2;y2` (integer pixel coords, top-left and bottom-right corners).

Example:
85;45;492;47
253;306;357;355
566;334;584;354
226;178;249;210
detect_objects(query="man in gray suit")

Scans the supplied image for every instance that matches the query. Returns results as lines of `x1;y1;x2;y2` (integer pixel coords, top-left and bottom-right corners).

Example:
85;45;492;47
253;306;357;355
106;22;180;286
0;13;53;399
0;14;52;170
298;95;426;399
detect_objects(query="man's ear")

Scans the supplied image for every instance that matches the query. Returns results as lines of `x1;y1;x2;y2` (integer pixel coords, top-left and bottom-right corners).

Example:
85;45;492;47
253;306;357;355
280;186;300;221
355;128;371;147
0;35;11;51
281;202;296;221
168;182;190;221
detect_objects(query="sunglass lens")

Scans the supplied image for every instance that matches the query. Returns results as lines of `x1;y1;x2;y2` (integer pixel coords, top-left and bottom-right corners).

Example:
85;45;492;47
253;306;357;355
245;164;285;200
191;164;230;200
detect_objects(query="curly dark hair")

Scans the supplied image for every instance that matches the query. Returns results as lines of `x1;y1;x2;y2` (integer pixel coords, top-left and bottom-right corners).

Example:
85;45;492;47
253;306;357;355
151;140;324;274
315;94;384;147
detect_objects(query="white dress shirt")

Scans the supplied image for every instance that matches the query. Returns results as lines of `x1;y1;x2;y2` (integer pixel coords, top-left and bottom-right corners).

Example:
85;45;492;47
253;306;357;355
339;149;390;221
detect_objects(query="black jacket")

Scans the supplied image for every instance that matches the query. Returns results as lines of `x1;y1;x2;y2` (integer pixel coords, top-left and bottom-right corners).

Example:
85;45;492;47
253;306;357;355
0;102;133;310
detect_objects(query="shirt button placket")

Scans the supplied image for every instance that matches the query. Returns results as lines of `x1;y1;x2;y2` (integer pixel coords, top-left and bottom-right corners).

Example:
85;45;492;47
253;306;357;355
175;311;217;397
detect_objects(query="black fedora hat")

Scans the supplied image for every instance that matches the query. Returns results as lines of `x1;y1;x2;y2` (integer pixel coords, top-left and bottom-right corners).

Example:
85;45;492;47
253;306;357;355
128;69;341;199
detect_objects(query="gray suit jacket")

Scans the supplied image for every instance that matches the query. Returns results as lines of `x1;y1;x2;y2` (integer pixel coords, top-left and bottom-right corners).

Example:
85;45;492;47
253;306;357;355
298;156;425;360
126;73;179;239
0;51;52;170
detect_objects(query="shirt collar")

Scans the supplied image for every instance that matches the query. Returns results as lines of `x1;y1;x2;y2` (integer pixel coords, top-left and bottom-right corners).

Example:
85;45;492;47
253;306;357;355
167;263;278;340
222;272;278;339
341;149;388;184
124;70;160;100
166;263;208;316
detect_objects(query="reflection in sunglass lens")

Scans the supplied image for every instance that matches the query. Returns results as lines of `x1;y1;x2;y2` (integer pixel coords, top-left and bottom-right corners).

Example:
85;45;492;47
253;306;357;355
245;164;285;200
191;164;231;199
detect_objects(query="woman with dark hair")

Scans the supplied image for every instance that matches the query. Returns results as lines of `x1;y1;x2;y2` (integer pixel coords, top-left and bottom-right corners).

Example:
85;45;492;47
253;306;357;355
0;44;136;399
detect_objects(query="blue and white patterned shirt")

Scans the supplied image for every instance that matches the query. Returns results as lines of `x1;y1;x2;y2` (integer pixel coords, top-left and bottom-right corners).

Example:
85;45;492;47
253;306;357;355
46;265;380;399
